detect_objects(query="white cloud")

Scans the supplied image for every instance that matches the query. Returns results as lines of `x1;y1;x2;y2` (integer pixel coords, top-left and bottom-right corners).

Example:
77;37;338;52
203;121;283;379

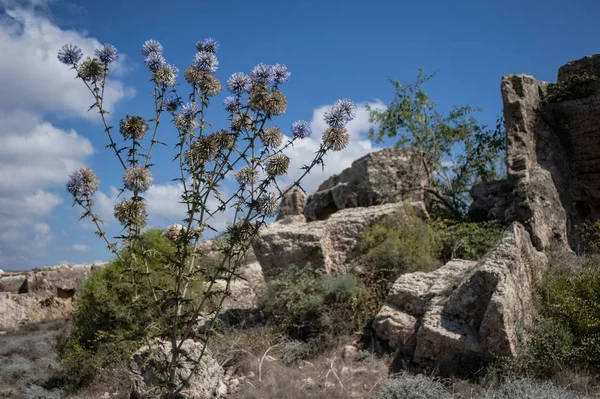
72;244;90;252
280;100;387;195
0;4;134;269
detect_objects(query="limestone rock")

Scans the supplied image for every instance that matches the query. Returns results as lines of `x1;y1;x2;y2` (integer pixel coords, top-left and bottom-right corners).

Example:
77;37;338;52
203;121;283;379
276;187;306;221
214;261;265;310
129;339;225;399
303;147;426;221
373;223;548;373
468;179;513;223
253;202;406;279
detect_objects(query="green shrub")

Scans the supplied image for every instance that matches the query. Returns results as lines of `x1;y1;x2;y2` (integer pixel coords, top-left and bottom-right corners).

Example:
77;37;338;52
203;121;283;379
431;219;504;263
60;227;214;388
264;269;369;358
366;373;451;399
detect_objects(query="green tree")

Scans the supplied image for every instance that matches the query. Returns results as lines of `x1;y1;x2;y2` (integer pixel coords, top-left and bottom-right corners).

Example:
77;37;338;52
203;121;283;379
367;69;505;219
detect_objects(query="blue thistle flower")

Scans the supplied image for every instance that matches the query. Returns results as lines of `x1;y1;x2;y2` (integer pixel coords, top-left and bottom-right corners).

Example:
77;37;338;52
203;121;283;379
94;43;118;64
197;37;219;54
227;72;252;94
324;98;356;128
145;52;166;72
192;51;218;73
66;168;100;197
291;120;311;139
223;96;238;113
165;97;181;112
57;44;83;65
141;40;163;57
180;102;200;119
250;63;274;85
272;64;290;84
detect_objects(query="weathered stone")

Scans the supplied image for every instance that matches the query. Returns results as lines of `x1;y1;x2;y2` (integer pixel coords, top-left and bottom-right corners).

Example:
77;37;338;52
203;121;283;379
303;147;426;221
214;261;265;310
276;187;306;221
374;223;548;373
129;339;225;399
253;202;407;279
0;262;108;330
468;179;513;223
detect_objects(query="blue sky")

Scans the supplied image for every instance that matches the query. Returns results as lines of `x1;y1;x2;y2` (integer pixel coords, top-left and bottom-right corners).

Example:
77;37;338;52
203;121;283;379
1;0;599;271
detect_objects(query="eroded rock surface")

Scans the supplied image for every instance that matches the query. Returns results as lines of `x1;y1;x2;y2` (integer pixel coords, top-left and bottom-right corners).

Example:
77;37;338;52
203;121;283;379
373;223;547;373
303;147;426;221
276;187;306;221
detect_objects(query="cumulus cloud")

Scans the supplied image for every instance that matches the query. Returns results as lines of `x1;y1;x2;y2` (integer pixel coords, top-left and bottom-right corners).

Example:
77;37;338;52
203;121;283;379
0;3;134;269
72;244;90;252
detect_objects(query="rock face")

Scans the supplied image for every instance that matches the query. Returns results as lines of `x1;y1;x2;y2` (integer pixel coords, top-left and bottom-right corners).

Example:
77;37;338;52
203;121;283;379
129;339;225;399
303;147;426;221
253;203;409;279
373;223;547;374
468;180;513;223
0;263;108;330
276;187;306;221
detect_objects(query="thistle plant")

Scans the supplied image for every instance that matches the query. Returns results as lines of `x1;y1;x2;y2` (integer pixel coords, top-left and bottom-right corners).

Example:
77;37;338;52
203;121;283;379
58;39;355;397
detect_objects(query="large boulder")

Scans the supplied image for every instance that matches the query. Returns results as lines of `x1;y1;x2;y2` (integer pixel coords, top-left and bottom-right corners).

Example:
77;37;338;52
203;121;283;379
129;339;225;398
276;187;306;221
0;262;108;330
373;222;548;374
253;202;412;279
303;147;426;221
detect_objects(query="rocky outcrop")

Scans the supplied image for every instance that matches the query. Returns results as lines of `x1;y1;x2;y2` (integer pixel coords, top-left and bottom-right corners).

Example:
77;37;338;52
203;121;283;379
373;223;547;374
129;339;226;398
253;202;411;279
303;147;426;221
276;187;306;221
0;263;108;330
468;180;513;223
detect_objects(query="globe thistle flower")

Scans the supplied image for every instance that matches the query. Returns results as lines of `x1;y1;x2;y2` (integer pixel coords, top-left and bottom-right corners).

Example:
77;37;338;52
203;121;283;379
192;51;218;73
228;220;257;243
123;166;153;193
145;52;166;72
114;199;147;228
248;83;270;112
153;64;178;86
271;64;290;84
324;98;356;128
58;44;83;65
257;192;279;217
165;97;181;113
184;66;202;85
227;72;252;94
77;57;107;83
223;96;238;113
186;135;219;166
94;43;118;64
261;127;283;148
323;126;350;151
235;166;259;186
66;168;100;197
141;40;163;57
196;37;219;54
266;154;290;177
250;63;274;85
291;120;311;139
175;109;199;133
198;72;222;97
231;114;254;132
265;89;287;115
213;129;235;150
165;224;184;242
119;116;149;140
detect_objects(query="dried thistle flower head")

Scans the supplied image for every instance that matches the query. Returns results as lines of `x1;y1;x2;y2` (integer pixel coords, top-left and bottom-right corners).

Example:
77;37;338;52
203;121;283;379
266;154;290;177
184;66;203;85
248;83;269;112
165;97;180;113
212;129;235;151
153;64;178;86
165;224;184;242
261;127;283;148
231;114;254;132
265;89;287;115
114;199;147;228
257;192;279;217
120;116;149;140
322;127;350;151
235;166;259;186
198;72;222;97
123;166;153;193
186;135;219;166
175;103;200;133
66;168;100;197
77;57;107;83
